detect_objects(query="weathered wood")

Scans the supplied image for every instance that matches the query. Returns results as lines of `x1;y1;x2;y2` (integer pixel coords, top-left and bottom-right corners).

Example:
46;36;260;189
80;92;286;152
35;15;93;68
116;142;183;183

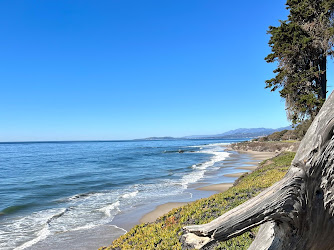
183;91;334;249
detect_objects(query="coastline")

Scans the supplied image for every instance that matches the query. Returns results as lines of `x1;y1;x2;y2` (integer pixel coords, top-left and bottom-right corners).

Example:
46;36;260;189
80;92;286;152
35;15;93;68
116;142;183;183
28;147;276;250
105;150;296;249
140;202;191;223
135;149;275;226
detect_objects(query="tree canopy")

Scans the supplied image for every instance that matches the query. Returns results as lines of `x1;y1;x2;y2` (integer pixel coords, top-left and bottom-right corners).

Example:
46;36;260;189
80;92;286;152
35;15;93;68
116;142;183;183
265;0;334;124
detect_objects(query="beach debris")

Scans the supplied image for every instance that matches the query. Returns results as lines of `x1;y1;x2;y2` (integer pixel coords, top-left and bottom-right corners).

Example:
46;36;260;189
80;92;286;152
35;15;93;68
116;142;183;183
183;91;334;249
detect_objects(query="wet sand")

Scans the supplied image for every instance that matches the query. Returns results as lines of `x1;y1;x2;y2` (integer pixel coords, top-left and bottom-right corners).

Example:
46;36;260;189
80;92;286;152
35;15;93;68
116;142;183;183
223;172;246;177
137;150;276;224
236;151;275;171
196;183;233;192
238;150;275;161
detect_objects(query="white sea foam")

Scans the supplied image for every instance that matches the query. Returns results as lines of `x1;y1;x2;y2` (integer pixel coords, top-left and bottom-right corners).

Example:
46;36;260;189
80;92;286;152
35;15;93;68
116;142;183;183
98;201;121;217
111;224;128;234
6;188;139;249
0;208;67;250
180;170;205;188
15;225;50;250
180;143;230;188
121;190;139;199
71;223;99;232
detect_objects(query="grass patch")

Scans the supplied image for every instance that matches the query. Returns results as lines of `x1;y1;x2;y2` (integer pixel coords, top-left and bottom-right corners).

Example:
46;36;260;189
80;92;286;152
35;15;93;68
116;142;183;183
99;152;295;250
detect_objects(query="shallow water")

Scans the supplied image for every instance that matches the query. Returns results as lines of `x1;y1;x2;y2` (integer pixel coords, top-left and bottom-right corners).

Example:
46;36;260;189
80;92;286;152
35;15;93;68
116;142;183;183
0;139;246;249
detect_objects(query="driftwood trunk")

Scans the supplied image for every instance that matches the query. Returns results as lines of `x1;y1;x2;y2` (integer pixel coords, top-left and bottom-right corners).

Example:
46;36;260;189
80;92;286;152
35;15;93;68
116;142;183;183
183;92;334;250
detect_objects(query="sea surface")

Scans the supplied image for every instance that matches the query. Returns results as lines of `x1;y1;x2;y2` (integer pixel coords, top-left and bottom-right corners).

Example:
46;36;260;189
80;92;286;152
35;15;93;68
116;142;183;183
0;139;247;249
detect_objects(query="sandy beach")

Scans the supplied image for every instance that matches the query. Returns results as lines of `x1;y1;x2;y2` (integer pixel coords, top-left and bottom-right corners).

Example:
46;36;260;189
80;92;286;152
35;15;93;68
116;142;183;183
140;202;191;223
196;183;233;192
22;147;277;250
223;172;245;177
137;150;275;224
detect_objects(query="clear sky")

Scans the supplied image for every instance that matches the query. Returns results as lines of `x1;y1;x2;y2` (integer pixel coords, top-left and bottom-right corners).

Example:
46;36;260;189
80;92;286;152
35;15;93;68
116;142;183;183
0;1;332;141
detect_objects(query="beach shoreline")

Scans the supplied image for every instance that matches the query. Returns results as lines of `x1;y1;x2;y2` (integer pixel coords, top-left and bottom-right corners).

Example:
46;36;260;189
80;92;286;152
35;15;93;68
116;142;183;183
140;202;191;223
29;147;276;250
135;149;275;226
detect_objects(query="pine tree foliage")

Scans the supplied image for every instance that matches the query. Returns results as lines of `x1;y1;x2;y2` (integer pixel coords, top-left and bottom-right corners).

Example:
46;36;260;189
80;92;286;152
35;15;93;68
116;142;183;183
265;0;334;124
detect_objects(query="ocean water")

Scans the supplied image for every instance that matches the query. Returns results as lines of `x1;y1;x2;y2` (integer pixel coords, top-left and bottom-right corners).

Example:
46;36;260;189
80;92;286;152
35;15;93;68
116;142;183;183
0;139;245;249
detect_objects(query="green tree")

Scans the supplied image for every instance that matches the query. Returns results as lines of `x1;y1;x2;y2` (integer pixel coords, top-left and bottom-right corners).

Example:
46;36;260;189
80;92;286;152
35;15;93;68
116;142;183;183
265;0;334;124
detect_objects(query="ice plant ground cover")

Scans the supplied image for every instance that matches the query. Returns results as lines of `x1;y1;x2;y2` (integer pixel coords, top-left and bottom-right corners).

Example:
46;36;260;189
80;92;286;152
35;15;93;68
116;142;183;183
100;152;295;250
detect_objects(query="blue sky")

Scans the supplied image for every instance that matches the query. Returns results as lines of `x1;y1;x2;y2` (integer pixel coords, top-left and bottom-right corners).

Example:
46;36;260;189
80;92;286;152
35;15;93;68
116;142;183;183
0;1;332;141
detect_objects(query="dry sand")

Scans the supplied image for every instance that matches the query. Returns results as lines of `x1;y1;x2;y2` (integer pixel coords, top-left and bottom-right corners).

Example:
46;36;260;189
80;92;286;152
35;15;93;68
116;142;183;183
237;151;275;170
140;183;235;224
140;202;191;223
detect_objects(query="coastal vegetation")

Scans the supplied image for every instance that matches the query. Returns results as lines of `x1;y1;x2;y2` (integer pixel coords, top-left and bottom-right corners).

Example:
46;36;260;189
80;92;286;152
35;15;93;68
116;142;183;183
254;119;312;141
101;1;334;249
99;152;295;249
265;0;334;124
232;119;312;143
182;1;334;247
184;93;334;249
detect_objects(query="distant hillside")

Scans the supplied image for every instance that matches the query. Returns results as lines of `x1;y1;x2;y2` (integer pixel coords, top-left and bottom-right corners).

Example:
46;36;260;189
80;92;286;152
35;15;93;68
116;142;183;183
141;136;177;140
140;126;292;140
183;126;292;139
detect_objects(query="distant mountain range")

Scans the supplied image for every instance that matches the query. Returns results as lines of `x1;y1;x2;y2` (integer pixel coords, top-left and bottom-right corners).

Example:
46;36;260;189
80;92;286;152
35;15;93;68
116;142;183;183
183;126;292;139
142;126;292;140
